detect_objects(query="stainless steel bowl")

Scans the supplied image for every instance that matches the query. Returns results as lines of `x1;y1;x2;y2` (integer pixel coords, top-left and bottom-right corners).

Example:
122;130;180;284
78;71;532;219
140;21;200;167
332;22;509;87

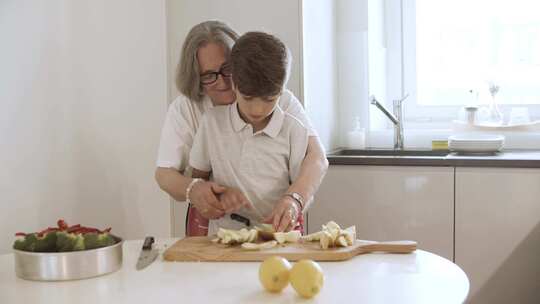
13;236;123;281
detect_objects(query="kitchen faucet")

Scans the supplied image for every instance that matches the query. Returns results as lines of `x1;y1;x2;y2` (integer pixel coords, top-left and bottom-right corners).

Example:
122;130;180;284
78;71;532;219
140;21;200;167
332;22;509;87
370;94;409;150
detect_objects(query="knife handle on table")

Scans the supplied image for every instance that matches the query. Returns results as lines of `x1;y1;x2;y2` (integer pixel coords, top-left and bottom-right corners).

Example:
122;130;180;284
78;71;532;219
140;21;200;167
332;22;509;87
230;213;251;227
142;236;155;250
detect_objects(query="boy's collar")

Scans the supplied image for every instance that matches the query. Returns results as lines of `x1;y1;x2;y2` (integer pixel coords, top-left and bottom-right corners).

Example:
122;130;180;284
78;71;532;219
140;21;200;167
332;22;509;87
230;103;285;138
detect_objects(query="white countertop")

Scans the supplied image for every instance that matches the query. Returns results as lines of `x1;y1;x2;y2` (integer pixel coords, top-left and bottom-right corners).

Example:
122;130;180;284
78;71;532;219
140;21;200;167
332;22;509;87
0;238;469;304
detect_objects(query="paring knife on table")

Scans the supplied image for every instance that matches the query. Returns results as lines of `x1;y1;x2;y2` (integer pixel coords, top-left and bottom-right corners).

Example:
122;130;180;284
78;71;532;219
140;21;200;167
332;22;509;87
136;236;159;270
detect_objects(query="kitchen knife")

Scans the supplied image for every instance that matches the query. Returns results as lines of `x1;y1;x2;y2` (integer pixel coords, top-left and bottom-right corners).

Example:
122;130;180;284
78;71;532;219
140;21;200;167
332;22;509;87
136;236;159;270
230;213;251;227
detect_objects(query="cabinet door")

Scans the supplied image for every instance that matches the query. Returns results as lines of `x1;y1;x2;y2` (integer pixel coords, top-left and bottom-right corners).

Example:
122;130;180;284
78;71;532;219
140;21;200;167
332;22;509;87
309;165;454;260
455;167;540;304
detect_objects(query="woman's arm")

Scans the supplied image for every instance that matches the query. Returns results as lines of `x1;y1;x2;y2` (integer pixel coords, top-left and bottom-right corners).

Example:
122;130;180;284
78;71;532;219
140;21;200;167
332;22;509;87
286;135;329;210
155;167;192;202
155;167;225;219
278;91;328;208
265;136;328;232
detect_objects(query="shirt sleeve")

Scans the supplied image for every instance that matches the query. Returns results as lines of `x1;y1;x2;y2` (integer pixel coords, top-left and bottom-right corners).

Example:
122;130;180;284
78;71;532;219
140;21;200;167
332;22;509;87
288;120;309;183
189;114;212;172
155;99;195;172
280;90;318;137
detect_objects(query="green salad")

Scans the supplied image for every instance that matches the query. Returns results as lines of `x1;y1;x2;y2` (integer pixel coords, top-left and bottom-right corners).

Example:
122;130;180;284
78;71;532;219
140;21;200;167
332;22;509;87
13;219;117;252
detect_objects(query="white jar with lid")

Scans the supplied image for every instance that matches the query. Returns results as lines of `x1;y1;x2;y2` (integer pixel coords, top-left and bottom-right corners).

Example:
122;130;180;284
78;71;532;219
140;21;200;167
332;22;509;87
347;116;366;149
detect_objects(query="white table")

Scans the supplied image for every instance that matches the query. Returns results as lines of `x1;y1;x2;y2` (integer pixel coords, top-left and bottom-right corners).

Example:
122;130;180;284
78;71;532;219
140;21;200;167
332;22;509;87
0;238;469;304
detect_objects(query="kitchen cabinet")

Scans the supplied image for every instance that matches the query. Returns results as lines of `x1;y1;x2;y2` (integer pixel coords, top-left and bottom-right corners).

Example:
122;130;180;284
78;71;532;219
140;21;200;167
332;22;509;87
309;165;454;260
455;167;540;304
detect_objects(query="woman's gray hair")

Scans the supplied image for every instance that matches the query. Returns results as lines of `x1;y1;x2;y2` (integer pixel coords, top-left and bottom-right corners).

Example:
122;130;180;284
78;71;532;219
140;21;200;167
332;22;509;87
176;20;239;102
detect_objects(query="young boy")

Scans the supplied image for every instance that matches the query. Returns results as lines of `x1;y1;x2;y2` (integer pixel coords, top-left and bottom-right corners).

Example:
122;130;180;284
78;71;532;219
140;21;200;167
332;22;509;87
189;32;309;235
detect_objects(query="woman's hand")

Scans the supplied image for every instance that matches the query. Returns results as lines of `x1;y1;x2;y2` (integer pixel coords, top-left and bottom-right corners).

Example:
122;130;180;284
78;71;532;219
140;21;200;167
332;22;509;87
219;187;254;213
190;181;227;219
264;196;300;232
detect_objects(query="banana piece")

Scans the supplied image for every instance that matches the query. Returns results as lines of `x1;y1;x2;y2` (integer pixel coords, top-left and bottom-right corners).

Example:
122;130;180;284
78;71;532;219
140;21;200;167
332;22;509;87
326;221;342;231
247;229;258;243
284;230;301;243
273;231;302;244
341;226;356;246
241;240;278;251
336;235;348;247
327;227;340;242
215;228;259;245
302;231;324;242
307;221;357;249
320;231;333;249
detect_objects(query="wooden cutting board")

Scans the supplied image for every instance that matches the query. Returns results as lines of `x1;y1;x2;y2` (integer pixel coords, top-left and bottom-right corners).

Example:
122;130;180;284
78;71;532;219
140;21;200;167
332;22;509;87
163;237;417;262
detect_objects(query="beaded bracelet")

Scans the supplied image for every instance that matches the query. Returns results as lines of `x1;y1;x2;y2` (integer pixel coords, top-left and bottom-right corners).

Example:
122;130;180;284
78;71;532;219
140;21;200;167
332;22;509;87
186;178;203;204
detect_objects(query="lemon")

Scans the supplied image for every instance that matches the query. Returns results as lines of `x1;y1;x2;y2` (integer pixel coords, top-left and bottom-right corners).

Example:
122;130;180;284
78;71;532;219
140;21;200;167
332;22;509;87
290;259;324;298
259;256;292;293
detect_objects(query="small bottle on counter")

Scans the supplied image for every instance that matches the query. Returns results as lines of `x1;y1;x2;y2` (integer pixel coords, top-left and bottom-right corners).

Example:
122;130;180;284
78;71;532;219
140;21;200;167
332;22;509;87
347;116;366;149
464;106;478;125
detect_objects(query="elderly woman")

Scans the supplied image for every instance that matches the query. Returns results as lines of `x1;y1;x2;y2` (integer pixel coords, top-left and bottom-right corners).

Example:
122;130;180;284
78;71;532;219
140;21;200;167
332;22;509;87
155;20;328;235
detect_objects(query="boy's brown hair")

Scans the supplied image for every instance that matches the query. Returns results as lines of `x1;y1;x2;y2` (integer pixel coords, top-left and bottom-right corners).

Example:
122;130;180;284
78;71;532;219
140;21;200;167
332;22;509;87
231;32;290;99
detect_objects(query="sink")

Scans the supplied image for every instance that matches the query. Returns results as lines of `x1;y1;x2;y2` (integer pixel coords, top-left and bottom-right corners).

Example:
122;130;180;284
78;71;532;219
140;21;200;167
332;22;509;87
331;149;450;157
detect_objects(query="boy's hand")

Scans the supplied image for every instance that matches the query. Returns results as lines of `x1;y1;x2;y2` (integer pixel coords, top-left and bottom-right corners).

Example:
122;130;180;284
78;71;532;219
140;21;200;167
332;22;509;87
190;181;227;219
264;197;300;232
219;187;254;213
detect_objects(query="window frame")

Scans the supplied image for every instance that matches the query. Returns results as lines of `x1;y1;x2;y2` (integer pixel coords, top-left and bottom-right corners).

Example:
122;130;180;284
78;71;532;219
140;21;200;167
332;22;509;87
387;0;540;127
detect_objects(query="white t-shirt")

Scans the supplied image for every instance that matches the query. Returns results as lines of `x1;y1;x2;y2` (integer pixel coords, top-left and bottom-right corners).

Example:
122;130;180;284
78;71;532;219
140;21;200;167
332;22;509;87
156;89;316;172
189;103;309;235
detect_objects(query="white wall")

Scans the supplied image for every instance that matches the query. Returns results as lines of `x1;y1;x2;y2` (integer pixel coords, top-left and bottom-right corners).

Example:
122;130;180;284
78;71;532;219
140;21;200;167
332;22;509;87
302;0;339;151
166;0;304;237
336;0;370;148
167;0;303;101
0;1;170;254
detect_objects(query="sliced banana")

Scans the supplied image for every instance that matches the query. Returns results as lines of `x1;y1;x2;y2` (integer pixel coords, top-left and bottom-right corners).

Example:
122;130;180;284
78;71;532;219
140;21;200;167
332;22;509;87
306;221;357;249
320;230;333;249
326;221;342;231
274;230;302;244
241;240;278;251
301;231;324;242
341;226;356;246
215;227;259;245
247;229;258;243
336;235;348;247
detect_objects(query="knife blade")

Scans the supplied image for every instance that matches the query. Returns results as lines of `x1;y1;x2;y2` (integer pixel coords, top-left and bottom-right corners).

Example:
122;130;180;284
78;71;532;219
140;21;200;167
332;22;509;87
136;236;159;270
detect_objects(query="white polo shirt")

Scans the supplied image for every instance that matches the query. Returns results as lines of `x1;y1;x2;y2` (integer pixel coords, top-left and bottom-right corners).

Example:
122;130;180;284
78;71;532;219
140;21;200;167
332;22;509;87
189;102;309;235
156;89;316;173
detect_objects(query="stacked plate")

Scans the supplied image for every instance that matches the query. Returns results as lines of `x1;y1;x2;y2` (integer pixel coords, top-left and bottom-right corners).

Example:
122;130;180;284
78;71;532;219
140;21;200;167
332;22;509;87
448;134;505;153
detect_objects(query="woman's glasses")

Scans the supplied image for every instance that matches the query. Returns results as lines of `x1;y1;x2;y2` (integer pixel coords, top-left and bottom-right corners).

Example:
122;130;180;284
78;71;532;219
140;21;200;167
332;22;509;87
200;64;232;85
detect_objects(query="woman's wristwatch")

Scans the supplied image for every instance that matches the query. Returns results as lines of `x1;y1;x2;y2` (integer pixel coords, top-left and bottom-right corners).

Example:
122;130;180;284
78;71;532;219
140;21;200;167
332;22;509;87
284;192;304;212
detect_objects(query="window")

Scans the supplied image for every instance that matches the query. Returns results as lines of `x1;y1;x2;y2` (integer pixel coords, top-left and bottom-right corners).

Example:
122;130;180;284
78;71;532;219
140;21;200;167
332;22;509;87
387;0;540;124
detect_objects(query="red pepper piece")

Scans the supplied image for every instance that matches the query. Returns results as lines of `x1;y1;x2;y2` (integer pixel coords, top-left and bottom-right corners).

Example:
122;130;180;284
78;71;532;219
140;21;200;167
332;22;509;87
37;227;59;237
57;219;69;230
67;224;81;233
39;227;58;234
15;232;26;237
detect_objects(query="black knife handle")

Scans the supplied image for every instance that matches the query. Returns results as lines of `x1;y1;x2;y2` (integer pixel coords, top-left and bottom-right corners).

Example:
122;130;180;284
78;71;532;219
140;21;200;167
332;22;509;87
230;213;250;227
142;236;155;250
